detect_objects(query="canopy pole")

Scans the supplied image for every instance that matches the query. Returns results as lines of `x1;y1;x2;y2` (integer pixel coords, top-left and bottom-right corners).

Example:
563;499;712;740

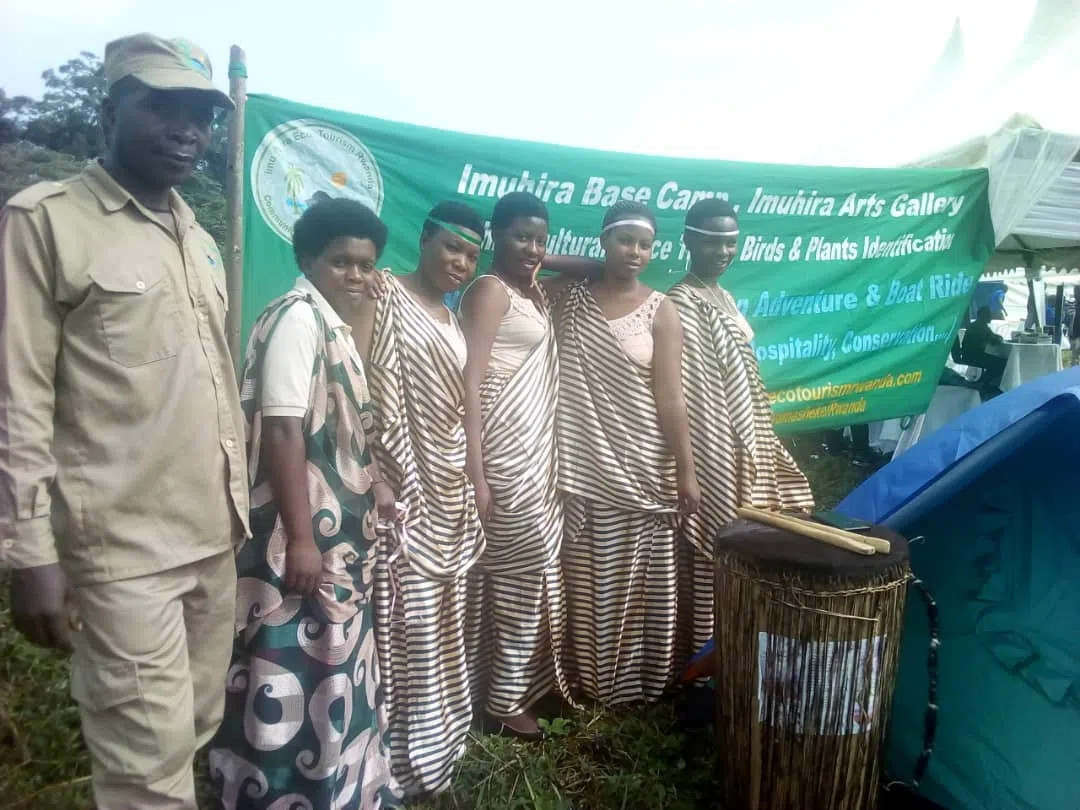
225;45;248;372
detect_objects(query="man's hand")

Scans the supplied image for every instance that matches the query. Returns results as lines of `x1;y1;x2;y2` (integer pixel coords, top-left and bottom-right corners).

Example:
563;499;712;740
10;563;74;653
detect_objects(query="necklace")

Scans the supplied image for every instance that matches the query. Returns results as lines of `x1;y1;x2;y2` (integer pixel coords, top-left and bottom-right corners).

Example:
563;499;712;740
687;271;726;306
402;274;452;324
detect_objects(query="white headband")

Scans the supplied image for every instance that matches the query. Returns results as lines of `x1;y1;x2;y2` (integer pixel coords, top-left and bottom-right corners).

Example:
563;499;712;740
601;218;656;236
685;225;739;237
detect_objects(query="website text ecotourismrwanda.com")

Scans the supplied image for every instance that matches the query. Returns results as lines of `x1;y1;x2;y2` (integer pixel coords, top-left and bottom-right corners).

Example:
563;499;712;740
770;370;924;426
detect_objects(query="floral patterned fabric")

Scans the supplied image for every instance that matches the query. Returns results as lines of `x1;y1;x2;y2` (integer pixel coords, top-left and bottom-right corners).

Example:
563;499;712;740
208;291;402;810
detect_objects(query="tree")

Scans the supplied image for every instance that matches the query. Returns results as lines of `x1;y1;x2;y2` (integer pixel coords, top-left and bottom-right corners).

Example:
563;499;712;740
0;89;36;145
20;52;106;159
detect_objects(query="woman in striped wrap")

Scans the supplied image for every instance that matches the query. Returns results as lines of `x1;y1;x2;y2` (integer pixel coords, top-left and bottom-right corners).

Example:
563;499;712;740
552;201;701;706
354;201;486;797
459;192;569;739
667;198;814;661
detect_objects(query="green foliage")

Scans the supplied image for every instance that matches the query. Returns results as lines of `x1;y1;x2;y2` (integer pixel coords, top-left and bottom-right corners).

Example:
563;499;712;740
0;142;87;207
181;169;228;246
410;702;716;810
0;90;36;146
0;575;92;809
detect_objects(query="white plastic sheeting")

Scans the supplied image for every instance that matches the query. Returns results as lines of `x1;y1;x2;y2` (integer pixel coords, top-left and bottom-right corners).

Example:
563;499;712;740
908;116;1080;273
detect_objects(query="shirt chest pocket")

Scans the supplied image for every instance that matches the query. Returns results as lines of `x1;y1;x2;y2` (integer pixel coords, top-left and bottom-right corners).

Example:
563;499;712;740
89;263;183;367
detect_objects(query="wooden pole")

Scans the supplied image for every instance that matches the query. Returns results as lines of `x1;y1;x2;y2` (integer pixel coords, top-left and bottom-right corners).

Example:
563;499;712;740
225;45;247;372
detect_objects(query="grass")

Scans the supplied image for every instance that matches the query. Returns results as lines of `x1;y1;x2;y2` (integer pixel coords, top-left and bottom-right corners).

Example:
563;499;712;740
0;435;874;809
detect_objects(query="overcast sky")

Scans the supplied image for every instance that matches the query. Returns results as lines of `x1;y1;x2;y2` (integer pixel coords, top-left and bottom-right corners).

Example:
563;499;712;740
2;0;1077;166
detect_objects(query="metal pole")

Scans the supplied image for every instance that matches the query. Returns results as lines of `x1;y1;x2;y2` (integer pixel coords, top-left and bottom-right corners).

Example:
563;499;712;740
225;45;247;372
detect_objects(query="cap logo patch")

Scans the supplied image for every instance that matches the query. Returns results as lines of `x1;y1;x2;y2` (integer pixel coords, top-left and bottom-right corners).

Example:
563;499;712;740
170;38;212;79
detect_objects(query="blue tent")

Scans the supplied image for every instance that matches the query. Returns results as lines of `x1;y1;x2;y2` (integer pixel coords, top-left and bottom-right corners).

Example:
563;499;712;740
839;368;1080;810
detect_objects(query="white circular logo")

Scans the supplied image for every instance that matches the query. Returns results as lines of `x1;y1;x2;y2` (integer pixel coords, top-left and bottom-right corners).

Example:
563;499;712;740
250;119;385;244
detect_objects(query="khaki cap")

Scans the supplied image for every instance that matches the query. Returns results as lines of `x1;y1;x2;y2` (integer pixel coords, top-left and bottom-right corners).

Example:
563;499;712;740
104;33;234;110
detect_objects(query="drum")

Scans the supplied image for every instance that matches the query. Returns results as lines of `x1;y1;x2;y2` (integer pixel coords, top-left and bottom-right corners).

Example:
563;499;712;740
713;519;910;810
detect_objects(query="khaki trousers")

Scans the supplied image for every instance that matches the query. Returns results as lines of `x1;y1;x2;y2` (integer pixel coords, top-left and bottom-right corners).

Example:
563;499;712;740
69;550;237;810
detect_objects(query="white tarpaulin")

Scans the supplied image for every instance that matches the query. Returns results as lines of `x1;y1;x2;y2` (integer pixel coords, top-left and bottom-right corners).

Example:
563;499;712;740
907;116;1080;275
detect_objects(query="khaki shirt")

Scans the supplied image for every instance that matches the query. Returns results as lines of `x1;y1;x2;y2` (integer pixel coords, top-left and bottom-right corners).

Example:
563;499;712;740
0;161;250;585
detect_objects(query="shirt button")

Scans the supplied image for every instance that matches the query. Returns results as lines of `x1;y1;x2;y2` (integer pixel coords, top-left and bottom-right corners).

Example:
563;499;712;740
135;280;146;291
1;538;13;550
225;439;235;448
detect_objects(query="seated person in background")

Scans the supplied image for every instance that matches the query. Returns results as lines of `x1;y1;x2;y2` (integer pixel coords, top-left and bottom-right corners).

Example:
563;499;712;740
939;337;980;388
961;306;1006;393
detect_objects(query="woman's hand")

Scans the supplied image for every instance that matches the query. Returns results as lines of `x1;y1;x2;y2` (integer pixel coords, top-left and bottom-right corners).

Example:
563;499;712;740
373;481;398;528
284;537;323;596
364;268;392;300
473;476;494;528
678;472;702;515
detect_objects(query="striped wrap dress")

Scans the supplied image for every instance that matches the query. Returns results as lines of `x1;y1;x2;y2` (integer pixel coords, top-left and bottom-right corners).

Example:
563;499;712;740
554;281;681;705
667;282;814;661
366;276;484;796
463;276;571;719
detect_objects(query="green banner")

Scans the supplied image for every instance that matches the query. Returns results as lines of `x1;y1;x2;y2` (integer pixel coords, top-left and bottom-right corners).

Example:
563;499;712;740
242;93;995;433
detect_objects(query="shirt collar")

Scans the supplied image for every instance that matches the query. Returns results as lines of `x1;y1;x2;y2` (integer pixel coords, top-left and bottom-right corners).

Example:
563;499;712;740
295;275;349;333
82;160;195;229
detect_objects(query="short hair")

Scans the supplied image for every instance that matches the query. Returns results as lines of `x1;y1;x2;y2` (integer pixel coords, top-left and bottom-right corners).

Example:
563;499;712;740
602;200;657;231
421;200;485;240
491;192;549;231
292;197;388;266
686;197;738;229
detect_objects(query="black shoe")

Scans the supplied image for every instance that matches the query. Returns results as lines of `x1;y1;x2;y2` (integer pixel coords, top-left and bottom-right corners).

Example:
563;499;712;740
484;713;546;742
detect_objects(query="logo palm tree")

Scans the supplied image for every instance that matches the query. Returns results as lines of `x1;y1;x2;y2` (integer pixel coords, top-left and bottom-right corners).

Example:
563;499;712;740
285;165;306;213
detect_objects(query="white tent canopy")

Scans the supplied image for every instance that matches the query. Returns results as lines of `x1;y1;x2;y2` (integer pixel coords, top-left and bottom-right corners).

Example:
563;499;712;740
907;115;1080;276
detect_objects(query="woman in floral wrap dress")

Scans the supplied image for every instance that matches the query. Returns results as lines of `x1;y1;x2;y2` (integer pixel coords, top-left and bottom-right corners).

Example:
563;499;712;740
208;198;401;810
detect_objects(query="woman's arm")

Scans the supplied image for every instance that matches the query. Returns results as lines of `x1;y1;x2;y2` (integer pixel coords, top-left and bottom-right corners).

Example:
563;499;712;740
542;255;603;277
258;304;325;595
261;416;322;595
539;255;604;299
459;277;510;526
651;299;700;514
349;293;399;521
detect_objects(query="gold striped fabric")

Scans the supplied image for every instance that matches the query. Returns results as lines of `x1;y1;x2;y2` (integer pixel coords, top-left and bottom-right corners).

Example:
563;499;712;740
466;320;572;718
554;282;681;705
668;282;814;660
367;277;483;796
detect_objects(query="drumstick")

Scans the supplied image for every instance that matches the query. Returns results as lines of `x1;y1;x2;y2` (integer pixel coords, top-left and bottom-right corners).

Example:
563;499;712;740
777;509;893;554
736;507;879;556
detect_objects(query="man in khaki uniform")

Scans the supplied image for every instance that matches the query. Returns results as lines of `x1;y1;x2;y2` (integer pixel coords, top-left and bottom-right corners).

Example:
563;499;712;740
0;34;249;809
